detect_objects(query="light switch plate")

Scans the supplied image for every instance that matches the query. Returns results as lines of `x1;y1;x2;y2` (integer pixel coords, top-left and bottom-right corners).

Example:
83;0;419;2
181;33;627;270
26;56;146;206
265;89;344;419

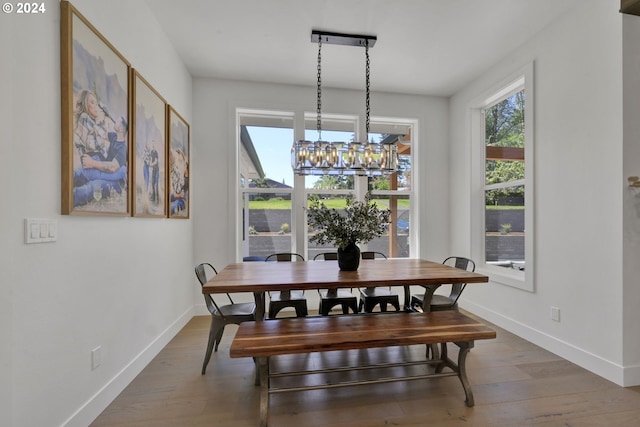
25;218;57;244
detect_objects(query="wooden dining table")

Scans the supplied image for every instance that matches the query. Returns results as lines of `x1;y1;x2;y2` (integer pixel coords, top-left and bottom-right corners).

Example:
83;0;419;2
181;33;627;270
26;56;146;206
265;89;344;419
202;258;489;319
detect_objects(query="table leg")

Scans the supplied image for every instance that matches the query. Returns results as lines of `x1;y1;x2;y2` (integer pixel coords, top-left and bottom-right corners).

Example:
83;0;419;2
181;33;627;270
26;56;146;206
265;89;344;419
403;284;442;312
254;292;266;320
403;285;411;311
258;356;269;427
252;292;267;389
456;341;475;407
420;284;440;313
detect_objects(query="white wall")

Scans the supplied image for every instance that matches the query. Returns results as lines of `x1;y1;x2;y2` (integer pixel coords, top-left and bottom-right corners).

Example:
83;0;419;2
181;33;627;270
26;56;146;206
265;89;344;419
1;9;15;427
623;13;640;384
2;1;193;425
451;0;635;385
191;78;451;310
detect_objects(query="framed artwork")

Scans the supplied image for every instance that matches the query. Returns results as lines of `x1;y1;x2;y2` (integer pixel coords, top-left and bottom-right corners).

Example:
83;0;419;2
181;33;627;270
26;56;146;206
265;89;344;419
167;106;190;219
60;1;131;215
132;70;167;217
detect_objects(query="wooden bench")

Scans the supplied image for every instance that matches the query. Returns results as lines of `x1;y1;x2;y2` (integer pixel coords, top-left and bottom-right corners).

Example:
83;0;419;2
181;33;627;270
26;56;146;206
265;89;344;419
230;311;496;427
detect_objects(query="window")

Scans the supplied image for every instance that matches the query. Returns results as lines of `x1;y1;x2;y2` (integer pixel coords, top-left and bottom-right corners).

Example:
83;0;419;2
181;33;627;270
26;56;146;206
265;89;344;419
484;91;525;269
238;113;294;260
366;124;413;258
471;63;534;291
238;110;414;261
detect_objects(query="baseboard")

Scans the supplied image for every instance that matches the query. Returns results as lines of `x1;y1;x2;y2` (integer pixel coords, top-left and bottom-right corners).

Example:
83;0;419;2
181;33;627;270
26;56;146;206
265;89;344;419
622;364;640;386
61;307;194;427
461;300;633;387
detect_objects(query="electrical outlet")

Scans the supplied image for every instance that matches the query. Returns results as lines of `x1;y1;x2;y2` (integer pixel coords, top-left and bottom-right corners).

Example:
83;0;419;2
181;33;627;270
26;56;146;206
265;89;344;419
92;346;102;370
551;306;560;322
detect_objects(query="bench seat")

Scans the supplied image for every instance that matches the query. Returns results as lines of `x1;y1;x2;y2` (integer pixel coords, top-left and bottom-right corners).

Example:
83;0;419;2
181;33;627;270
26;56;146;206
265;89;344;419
230;311;496;427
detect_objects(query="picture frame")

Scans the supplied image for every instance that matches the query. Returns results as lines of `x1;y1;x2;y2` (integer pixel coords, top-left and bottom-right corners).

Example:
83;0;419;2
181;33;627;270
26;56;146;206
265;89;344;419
132;70;167;218
167;106;190;219
60;1;131;215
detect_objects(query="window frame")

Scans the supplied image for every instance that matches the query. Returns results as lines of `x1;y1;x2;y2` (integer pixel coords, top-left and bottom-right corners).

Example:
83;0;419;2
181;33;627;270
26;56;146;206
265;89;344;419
237;109;296;259
236;109;416;261
470;62;535;292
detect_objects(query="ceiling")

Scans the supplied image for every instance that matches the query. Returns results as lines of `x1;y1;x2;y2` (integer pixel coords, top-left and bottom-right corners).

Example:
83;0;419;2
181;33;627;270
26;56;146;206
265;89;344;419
146;0;581;97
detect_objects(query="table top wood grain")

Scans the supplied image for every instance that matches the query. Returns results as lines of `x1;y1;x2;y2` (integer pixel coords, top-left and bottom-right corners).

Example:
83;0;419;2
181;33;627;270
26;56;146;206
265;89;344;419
202;258;488;294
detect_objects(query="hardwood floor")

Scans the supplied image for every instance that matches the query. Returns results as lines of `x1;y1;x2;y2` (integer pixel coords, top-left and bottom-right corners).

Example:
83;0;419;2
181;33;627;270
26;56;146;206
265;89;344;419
91;312;640;426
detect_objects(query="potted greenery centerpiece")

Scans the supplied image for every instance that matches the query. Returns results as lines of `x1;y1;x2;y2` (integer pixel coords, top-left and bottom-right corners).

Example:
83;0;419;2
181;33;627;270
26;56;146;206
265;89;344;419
306;192;391;271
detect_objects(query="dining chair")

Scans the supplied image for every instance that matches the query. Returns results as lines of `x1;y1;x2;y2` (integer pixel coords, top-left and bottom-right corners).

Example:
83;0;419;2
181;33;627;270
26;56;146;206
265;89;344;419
195;263;256;374
358;251;401;313
264;253;308;318
410;256;476;312
313;252;359;315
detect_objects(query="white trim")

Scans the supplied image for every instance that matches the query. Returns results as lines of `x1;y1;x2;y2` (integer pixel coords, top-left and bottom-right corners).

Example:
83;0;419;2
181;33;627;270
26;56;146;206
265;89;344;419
470;61;535;292
485;179;525;191
482;78;526;110
236;109;418;260
622;365;640;387
238;108;296;125
369;189;412;197
241;187;293;195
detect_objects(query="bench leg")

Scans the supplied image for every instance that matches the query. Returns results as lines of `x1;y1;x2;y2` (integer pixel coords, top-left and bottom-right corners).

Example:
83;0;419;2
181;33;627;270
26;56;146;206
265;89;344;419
455;341;475;407
258;356;270;427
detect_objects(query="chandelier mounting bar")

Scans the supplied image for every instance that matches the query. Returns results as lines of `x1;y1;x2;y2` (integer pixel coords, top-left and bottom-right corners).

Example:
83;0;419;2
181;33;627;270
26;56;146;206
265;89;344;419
311;30;377;48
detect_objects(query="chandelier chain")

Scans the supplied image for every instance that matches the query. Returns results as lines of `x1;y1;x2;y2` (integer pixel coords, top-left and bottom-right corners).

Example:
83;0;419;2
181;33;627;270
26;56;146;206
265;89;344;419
316;37;322;140
365;40;370;139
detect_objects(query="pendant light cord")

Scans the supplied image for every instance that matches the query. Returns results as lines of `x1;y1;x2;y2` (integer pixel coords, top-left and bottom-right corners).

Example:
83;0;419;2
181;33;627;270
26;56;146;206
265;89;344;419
317;37;322;141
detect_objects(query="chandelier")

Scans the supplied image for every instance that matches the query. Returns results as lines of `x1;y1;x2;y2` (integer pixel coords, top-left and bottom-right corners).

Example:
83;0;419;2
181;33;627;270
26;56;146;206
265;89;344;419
291;31;398;176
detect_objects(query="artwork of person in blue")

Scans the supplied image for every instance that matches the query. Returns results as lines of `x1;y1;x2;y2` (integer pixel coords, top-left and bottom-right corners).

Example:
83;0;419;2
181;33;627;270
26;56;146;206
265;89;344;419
149;143;160;203
170;148;188;216
72;90;128;207
142;141;151;194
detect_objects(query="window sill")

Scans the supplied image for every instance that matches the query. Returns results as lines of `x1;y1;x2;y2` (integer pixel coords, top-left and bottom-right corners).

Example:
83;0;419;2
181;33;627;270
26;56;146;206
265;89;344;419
477;264;533;292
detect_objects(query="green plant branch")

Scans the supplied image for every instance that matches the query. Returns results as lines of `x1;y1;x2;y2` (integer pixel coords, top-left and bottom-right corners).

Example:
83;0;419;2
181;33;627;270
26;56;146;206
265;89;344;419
306;192;391;250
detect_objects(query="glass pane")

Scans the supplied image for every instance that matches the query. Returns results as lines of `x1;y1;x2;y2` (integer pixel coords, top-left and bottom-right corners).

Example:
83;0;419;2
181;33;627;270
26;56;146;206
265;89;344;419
368;194;410;258
485;186;525;270
242;192;292;260
485;90;525;185
398;142;411;191
244;125;295;188
486;159;524;186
